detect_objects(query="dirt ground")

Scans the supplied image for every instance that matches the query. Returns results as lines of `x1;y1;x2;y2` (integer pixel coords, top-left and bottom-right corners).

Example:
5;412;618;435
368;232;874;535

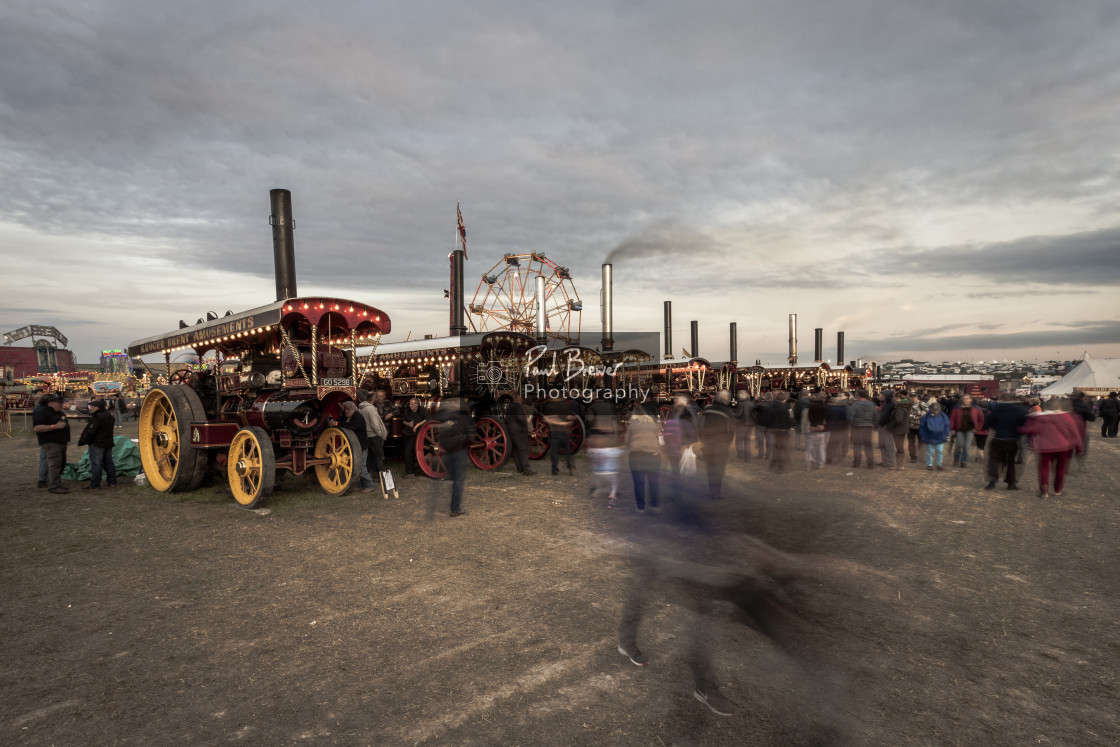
2;418;1118;746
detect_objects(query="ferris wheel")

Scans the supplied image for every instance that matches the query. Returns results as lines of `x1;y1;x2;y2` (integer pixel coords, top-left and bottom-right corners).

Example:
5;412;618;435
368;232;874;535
469;252;582;342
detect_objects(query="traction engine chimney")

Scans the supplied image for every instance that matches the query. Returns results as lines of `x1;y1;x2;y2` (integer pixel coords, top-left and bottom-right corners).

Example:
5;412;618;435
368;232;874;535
788;314;798;365
663;301;673;359
601;263;614;351
270;189;297;301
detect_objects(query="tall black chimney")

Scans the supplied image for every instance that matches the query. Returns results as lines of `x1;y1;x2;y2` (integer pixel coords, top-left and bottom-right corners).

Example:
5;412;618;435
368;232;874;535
449;249;466;336
788;314;798;365
690;321;699;359
601;264;614;351
837;331;845;366
663;301;673;359
270;189;297;301
729;322;738;363
814;327;823;363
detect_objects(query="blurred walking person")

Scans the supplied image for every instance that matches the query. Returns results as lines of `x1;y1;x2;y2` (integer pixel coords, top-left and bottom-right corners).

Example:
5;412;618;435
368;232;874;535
877;390;898;469
848;390;878;470
400;397;428;477
886;396;911;470
587;398;623;508
949;394;984;468
503;393;533;476
662;393;698;501
907;396;929;463
1099;391;1119;437
733;390;755;462
625;398;662;514
984;395;1027;491
543;396;575;476
803;392;829;469
700;391;735;498
1019;405;1083;498
1069;392;1096;464
435;398;474;516
760;391;792;472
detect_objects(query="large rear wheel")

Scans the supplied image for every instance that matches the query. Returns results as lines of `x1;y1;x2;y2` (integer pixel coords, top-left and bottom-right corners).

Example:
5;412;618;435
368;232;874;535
416;420;448;478
568;415;586;454
138;385;205;493
528;413;549;460
228;426;275;508
469;417;510;470
314;427;362;495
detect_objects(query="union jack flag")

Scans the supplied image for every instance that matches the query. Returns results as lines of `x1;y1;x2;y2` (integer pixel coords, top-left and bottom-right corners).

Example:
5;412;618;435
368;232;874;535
457;201;467;260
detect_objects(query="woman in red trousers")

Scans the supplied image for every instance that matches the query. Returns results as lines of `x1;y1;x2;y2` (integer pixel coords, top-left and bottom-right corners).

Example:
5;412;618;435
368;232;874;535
1018;407;1084;498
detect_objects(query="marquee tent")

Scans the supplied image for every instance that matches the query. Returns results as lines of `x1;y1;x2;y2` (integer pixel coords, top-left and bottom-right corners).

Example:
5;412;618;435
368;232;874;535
1038;354;1120;397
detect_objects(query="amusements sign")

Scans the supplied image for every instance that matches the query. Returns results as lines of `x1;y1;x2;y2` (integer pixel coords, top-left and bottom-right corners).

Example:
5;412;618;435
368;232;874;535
127;307;282;357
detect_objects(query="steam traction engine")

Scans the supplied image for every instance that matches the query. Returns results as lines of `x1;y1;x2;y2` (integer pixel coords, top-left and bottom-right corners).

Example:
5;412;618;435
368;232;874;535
361;330;588;478
127;188;391;508
128;298;390;507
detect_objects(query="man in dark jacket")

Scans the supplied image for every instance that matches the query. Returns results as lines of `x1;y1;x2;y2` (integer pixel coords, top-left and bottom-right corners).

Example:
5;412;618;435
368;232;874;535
733;390;755;462
543;396;575;476
1099;392;1120;438
760;391;792;472
400;397;429;476
504;394;533;475
79;398;118;489
877;390;898;469
886;397;911;470
33;393;71;494
1069;392;1096;461
984;395;1027;490
700;391;735;499
847;390;878;469
436;398;474;517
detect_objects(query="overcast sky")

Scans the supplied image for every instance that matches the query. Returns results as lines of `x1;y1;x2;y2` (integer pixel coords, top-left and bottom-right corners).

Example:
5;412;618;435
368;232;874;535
2;1;1118;367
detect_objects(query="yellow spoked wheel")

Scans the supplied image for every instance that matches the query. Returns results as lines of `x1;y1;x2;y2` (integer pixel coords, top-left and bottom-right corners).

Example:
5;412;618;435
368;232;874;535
227;426;275;508
314;427;361;495
138;385;205;493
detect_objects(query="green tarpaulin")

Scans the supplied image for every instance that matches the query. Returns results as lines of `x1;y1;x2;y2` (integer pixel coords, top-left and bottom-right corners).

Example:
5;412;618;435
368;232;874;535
63;436;143;482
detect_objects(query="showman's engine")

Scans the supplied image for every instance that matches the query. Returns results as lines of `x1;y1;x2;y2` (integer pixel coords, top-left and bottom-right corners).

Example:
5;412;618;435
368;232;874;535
127;189;390;508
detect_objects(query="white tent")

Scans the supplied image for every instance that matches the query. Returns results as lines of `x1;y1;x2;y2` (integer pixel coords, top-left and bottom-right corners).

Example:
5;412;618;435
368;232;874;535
1039;354;1120;397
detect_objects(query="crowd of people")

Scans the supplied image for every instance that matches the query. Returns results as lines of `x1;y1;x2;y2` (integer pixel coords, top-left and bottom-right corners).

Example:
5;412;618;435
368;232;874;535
574;386;1114;510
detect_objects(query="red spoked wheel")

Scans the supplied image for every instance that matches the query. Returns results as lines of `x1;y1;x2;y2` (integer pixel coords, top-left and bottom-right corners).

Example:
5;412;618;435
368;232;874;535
416;420;448;479
567;415;585;454
169;369;199;387
528;413;550;459
658;405;672;421
469;417;510;470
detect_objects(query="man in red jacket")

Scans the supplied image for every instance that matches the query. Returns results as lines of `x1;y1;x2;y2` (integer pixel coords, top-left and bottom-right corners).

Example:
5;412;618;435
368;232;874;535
1019;407;1083;498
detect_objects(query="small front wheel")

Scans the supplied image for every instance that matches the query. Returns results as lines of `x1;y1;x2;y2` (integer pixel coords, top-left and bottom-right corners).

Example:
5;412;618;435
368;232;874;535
228;426;276;508
314;427;361;496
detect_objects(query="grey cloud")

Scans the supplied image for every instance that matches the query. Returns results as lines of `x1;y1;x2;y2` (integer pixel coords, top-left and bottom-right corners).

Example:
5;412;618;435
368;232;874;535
872;227;1120;285
851;319;1120;354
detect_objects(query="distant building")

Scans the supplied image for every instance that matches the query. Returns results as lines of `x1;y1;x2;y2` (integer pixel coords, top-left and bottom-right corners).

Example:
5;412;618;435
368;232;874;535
901;373;1000;398
0;344;77;379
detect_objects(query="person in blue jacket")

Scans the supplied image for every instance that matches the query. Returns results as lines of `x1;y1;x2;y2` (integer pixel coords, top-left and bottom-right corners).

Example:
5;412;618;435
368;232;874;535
919;401;951;471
